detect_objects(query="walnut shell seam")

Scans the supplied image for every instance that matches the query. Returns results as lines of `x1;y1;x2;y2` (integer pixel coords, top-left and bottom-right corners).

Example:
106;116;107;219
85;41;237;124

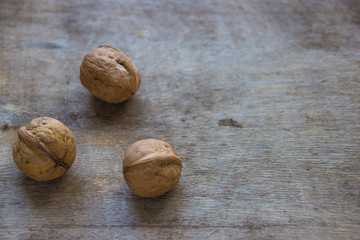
18;127;70;170
123;155;182;173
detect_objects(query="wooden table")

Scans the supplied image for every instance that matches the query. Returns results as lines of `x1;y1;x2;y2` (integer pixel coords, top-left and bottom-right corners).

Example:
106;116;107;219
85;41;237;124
1;0;359;239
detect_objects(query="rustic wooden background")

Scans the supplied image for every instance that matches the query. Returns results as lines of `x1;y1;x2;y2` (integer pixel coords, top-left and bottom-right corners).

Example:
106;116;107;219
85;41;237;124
1;0;359;239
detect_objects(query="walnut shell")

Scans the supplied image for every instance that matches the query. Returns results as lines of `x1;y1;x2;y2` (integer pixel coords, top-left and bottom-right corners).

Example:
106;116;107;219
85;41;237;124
80;45;141;103
12;117;76;181
123;139;182;198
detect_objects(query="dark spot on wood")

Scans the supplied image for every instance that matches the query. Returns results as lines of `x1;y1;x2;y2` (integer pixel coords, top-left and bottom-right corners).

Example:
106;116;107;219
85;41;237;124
193;170;210;175
218;118;243;128
20;42;63;49
38;42;63;49
0;123;9;131
305;113;315;121
69;112;78;120
243;223;263;230
0;123;19;131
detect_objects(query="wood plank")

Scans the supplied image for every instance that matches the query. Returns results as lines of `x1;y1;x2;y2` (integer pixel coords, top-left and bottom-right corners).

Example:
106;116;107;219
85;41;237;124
1;0;359;239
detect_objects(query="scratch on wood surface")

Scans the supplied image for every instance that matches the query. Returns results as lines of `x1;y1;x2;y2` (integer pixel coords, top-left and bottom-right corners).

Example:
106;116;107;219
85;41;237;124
325;162;331;176
287;166;293;175
177;180;207;191
202;229;220;240
283;128;301;137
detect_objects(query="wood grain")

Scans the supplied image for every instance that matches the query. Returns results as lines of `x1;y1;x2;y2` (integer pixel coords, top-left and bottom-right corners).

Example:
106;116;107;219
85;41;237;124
1;0;359;239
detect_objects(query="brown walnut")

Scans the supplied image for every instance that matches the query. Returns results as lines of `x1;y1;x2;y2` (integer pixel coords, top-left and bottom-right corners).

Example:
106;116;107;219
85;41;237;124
123;139;182;198
12;117;76;181
80;45;141;103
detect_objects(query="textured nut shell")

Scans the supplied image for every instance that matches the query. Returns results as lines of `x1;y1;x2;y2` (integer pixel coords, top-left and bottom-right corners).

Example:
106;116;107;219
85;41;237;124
123;139;182;198
80;45;141;103
12;117;76;181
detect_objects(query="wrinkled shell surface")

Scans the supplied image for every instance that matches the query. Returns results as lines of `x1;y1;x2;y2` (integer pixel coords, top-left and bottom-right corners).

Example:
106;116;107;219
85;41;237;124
12;117;76;181
80;45;141;103
123;139;182;198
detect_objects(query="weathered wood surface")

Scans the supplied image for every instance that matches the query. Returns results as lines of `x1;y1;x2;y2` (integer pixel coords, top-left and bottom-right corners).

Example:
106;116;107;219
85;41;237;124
1;0;359;239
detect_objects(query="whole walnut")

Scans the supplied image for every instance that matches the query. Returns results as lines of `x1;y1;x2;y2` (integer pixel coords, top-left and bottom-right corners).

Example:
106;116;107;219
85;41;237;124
12;117;76;181
80;45;141;103
123;139;182;198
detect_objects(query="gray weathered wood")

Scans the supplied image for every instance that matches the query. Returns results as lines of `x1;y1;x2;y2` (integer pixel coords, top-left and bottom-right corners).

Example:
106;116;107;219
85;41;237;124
1;0;359;239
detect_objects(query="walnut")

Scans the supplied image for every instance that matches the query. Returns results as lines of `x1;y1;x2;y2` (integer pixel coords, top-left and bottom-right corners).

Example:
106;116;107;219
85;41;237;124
12;117;76;181
123;139;182;198
79;45;141;103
